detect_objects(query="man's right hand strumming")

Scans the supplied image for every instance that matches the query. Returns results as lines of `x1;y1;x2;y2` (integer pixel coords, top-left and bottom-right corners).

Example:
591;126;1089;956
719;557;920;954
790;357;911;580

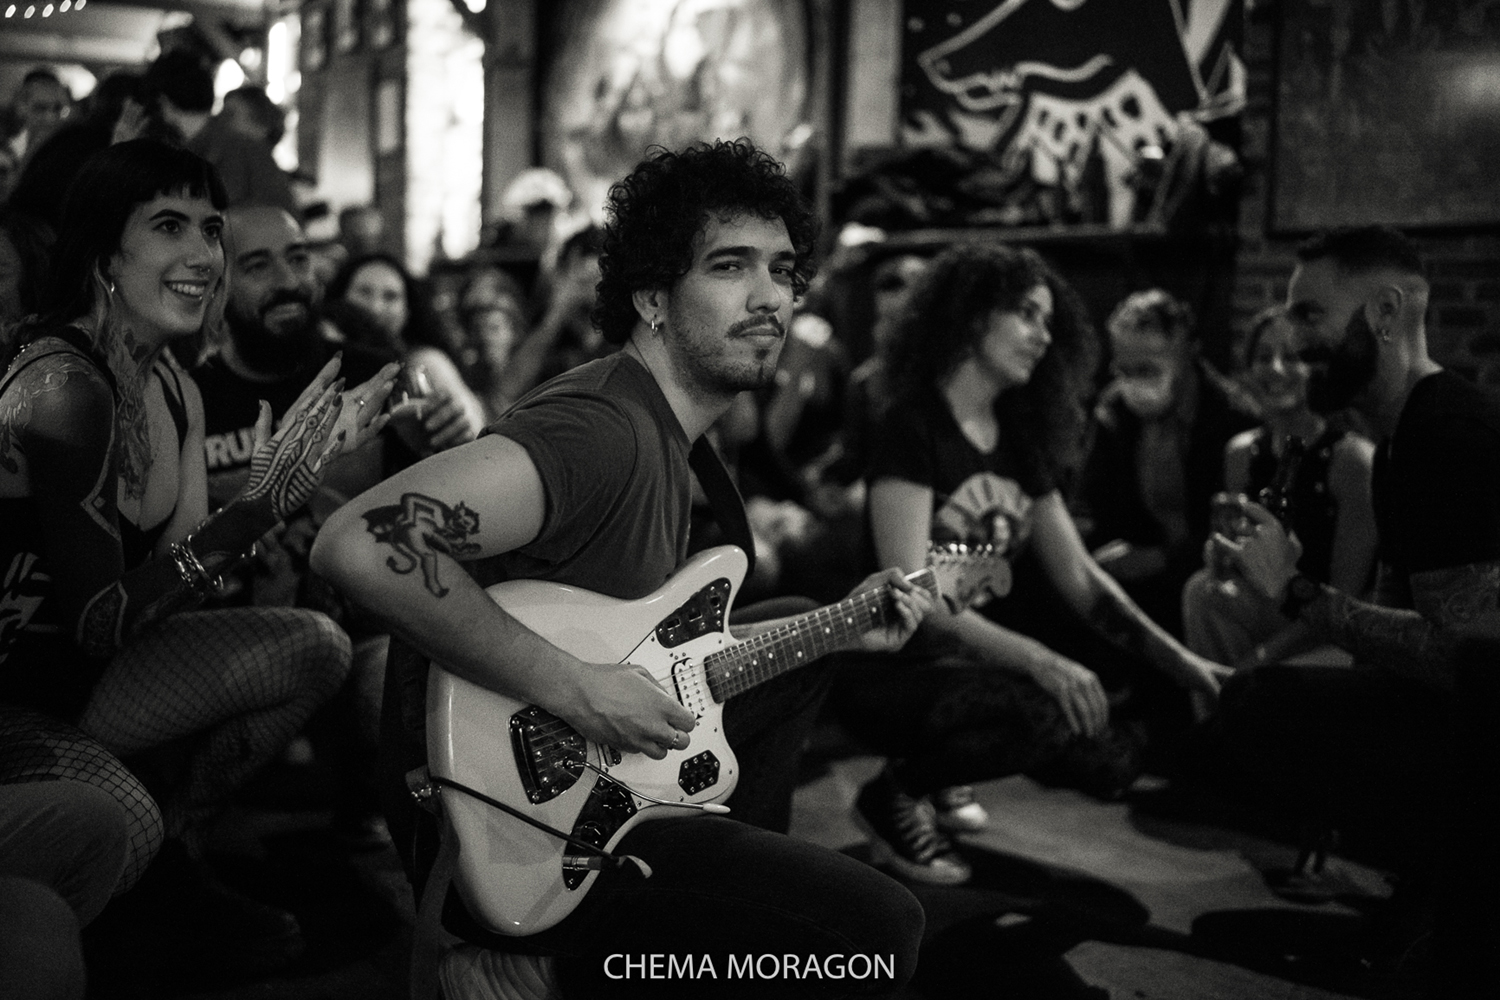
562;661;698;761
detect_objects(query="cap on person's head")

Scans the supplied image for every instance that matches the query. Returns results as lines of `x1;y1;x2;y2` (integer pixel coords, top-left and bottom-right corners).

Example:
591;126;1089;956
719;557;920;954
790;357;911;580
143;49;215;115
500;168;572;213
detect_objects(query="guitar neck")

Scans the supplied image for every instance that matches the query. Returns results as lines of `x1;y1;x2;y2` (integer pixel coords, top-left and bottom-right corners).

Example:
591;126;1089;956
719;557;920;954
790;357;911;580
704;568;936;702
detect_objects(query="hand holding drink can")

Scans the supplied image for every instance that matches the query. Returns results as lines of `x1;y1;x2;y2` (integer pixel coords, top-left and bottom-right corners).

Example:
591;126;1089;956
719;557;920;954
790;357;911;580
1207;492;1254;581
393;363;432;417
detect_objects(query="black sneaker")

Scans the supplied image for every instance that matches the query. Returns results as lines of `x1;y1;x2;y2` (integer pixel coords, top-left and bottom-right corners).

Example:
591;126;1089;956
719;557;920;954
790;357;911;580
854;769;972;886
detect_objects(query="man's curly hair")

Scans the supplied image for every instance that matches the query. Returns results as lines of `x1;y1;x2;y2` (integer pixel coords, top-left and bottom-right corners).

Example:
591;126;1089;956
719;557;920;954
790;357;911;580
593;139;818;345
885;242;1099;487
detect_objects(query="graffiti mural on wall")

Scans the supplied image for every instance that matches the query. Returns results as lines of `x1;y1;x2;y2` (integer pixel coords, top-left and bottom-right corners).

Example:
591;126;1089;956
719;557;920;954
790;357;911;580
542;0;812;222
900;0;1243;227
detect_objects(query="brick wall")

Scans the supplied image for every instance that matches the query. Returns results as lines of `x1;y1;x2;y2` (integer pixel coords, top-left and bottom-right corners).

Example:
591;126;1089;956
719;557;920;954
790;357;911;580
1230;14;1500;383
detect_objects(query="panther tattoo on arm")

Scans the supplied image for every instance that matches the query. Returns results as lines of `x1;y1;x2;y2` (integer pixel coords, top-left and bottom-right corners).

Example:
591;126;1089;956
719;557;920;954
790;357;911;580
361;493;482;597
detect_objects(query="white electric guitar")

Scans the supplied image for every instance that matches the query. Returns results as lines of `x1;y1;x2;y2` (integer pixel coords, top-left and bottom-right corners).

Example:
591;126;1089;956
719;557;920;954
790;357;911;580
427;543;1006;936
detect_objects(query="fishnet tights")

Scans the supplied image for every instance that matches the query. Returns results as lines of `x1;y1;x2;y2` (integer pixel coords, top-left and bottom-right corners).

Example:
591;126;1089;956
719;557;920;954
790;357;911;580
78;607;350;854
0;705;162;895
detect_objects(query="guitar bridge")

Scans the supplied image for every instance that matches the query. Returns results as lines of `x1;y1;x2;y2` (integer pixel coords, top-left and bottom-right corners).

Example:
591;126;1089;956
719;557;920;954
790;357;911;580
510;706;586;804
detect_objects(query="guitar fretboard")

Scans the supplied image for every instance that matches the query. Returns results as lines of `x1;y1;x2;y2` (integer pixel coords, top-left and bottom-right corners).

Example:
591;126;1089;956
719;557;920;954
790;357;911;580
703;568;936;702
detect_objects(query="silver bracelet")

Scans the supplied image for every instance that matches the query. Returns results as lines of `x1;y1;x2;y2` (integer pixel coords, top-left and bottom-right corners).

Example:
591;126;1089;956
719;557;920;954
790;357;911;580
168;539;217;597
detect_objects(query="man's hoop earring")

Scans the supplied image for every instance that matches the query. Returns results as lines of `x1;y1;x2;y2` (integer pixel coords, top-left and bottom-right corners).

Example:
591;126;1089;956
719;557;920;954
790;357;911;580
650;316;661;334
1379;328;1391;343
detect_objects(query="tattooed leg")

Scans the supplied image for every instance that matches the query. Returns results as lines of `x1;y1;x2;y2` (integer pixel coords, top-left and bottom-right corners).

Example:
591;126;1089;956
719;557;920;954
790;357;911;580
77;607;351;854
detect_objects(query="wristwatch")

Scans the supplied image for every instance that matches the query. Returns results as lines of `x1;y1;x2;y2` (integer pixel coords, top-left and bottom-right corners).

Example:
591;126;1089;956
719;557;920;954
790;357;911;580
1279;573;1322;620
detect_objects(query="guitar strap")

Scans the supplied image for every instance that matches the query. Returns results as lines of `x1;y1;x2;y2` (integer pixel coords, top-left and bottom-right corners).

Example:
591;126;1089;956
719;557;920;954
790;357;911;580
689;435;756;579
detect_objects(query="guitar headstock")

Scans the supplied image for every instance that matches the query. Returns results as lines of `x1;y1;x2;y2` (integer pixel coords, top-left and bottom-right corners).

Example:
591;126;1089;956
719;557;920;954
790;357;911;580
925;543;1012;613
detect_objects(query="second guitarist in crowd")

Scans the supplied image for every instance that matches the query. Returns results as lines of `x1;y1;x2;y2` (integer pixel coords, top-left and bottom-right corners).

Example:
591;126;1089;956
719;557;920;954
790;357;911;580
312;139;931;998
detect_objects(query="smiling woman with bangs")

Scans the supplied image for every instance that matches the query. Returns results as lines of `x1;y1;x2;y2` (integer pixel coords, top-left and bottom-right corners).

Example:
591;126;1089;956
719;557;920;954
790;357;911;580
0;139;398;968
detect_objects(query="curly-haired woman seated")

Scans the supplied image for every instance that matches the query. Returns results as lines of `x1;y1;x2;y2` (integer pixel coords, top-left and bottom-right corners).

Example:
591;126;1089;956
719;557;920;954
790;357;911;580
835;244;1231;885
0;139;397;970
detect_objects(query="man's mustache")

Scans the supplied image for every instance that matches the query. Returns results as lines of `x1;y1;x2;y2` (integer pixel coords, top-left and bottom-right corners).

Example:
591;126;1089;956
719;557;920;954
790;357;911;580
729;316;785;337
260;290;314;318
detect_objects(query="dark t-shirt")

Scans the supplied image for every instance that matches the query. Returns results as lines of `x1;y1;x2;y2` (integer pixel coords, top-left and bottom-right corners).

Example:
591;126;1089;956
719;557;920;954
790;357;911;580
1374;370;1500;584
868;389;1054;609
1242;424;1349;585
473;352;692;599
382;352;694;896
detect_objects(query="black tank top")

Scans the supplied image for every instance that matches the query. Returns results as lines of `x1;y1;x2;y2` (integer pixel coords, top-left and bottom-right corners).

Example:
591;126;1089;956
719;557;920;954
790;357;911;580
0;328;191;718
1243;424;1345;584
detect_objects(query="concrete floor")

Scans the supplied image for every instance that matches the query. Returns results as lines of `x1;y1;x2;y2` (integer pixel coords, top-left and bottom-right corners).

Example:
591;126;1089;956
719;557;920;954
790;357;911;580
82;749;1398;999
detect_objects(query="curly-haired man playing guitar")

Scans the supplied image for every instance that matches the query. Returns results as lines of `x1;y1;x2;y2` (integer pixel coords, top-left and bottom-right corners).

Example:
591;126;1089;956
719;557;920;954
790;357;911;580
313;139;932;998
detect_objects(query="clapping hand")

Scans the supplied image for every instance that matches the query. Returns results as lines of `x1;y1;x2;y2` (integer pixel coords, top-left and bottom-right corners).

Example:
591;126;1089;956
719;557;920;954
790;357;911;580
330;362;400;456
241;355;398;521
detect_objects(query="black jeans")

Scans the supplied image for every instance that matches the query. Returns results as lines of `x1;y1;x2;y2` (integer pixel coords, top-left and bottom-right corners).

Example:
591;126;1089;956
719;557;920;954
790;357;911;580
1217;663;1451;861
